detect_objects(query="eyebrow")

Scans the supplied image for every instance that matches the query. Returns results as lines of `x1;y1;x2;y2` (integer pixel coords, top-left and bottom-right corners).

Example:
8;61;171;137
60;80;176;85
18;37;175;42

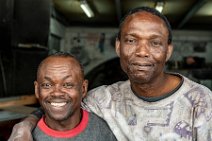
43;75;72;82
123;32;165;40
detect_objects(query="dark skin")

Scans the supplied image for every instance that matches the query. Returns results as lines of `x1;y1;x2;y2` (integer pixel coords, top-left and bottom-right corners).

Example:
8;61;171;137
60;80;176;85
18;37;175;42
34;56;88;131
116;11;181;98
8;11;182;141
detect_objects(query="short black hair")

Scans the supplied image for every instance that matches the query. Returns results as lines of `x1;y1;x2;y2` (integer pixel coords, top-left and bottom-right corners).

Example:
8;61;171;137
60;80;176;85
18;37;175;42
37;52;85;79
117;6;172;44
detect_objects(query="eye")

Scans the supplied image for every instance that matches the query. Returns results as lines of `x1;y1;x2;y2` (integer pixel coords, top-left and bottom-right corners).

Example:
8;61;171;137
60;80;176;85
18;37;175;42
41;83;52;89
63;83;73;89
124;37;137;45
150;39;162;47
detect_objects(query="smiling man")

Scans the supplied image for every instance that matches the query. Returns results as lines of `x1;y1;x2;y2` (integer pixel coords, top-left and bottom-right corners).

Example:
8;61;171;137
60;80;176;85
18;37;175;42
32;52;117;141
9;7;212;141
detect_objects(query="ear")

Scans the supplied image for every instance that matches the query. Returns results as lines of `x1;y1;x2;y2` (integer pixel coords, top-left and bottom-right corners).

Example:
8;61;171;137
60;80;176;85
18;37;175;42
34;81;39;99
115;38;121;57
165;44;173;62
81;79;88;98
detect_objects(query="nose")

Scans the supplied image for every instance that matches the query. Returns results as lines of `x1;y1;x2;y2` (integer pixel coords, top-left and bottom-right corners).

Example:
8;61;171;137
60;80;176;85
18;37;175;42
135;41;149;57
50;85;64;97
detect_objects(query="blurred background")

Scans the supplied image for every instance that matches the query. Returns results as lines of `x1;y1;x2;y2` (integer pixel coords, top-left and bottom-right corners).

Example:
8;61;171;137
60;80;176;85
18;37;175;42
0;0;212;140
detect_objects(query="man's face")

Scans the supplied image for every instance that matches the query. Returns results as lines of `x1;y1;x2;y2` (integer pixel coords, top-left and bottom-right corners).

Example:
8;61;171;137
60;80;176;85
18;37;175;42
116;12;173;84
34;57;87;123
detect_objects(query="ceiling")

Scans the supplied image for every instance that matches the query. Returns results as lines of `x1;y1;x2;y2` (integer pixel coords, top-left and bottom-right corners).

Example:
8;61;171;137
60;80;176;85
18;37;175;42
52;0;212;30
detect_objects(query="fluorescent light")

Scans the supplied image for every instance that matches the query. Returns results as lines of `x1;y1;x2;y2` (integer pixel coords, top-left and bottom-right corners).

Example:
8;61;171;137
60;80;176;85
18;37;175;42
80;0;94;18
155;2;164;13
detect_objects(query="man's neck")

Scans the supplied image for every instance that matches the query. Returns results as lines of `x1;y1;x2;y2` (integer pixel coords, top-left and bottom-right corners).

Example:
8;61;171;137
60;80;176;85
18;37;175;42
130;73;182;98
44;110;82;131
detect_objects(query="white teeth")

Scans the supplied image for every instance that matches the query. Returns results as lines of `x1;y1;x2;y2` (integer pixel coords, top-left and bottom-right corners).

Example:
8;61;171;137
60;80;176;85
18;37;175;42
50;102;66;107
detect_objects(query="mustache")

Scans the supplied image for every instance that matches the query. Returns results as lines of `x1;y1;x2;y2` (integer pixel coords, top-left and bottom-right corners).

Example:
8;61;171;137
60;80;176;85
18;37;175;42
45;93;70;100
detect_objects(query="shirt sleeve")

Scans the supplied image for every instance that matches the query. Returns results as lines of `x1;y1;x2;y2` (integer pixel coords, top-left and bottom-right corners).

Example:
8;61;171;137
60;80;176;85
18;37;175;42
194;88;212;140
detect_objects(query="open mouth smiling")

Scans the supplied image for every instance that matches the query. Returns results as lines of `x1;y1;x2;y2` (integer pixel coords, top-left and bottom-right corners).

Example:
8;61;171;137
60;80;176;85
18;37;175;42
46;99;69;108
50;102;67;107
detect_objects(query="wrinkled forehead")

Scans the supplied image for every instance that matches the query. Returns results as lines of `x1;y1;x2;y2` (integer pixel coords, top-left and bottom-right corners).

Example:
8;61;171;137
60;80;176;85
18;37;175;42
124;11;167;29
128;11;167;28
118;11;169;41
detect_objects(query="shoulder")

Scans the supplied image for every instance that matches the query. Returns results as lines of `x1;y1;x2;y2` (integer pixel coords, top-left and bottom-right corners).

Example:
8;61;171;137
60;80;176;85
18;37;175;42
86;112;117;140
84;80;130;106
87;80;130;97
181;74;212;94
88;112;108;124
168;72;211;94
